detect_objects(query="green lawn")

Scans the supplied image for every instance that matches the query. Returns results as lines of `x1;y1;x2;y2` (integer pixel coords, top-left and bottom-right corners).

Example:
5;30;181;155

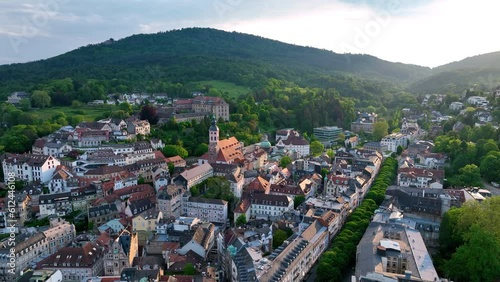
30;105;113;121
198;80;251;99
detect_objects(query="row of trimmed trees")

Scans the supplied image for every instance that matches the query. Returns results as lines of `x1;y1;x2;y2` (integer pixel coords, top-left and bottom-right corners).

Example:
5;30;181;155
316;157;398;281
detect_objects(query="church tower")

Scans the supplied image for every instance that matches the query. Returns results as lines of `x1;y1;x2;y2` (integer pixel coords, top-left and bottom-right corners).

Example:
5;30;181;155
208;116;219;163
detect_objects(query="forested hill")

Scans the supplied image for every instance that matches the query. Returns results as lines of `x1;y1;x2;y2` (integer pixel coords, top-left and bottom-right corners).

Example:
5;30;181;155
409;51;500;93
434;51;500;72
0;28;430;97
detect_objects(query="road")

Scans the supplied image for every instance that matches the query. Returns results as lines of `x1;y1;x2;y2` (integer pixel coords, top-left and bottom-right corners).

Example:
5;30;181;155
482;181;500;196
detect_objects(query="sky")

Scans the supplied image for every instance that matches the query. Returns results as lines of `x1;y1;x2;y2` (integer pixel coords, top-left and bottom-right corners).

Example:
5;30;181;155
0;0;498;67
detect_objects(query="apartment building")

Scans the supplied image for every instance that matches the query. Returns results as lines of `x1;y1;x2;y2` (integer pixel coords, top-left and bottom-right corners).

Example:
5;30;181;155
183;197;228;224
2;153;60;183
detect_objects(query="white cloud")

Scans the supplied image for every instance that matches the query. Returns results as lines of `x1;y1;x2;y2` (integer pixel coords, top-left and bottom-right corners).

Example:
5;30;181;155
0;0;498;67
214;0;499;67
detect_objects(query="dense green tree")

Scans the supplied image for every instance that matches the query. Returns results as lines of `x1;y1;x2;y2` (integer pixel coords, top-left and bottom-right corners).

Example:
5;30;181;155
454;164;482;187
235;214;247;226
396;145;403;155
194;143;208;156
326;149;335;161
279;155;292;168
372;120;389;141
19;98;31;111
31;90;51;108
273;229;289;249
162;145;188;159
310;140;324;156
183;263;196;275
480;151;500;182
445;226;500;282
293;195;306;209
167;162;175;175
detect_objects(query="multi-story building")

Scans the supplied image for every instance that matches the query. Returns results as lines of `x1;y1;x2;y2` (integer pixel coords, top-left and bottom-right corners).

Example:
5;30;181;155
38;242;105;282
313;126;343;142
127;120;151;136
191;96;230;121
324;175;350;198
103;231;138;276
351;112;378;133
449;101;464;111
176;163;214;189
43;218;76;254
76;130;110;147
247;193;294;220
355;222;440;282
132;208;163;232
39;192;73;217
88;204;119;226
381;133;409;153
397;167;445;189
157;185;184;219
178;223;215;259
17;269;63;282
164;155;187;168
47;166;77;193
183;197;228;224
39;141;73;158
2;153;60;184
258;219;329;282
0;232;49;278
275;132;310;157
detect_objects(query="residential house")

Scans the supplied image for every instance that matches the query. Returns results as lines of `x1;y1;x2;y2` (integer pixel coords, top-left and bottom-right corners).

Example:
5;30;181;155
0;232;49;277
132;208;163;232
157;185;184;219
351;112;378;133
125;198;156;217
192;96;230;121
127;120;151;136
98;218;125;235
39;192;72;216
449;101;464;111
88;204;119;226
397;167;445;189
2;153;60;183
276;132;310;157
77;130;110;147
41;141;73;158
183;197;228;224
324;175;350;199
246;193;293;220
381;133;409;153
164;155;187;168
175;163;214;189
355;222;440;282
6;91;29;104
177;223;215;259
43;218;76;254
48;166;77;193
154;171;170;192
38;242;105;282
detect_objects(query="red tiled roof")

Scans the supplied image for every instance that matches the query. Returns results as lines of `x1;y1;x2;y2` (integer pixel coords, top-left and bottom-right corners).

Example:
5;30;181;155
247;176;270;193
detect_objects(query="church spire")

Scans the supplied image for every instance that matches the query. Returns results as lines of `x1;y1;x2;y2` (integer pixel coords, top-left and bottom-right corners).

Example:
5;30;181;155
208;115;219;162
